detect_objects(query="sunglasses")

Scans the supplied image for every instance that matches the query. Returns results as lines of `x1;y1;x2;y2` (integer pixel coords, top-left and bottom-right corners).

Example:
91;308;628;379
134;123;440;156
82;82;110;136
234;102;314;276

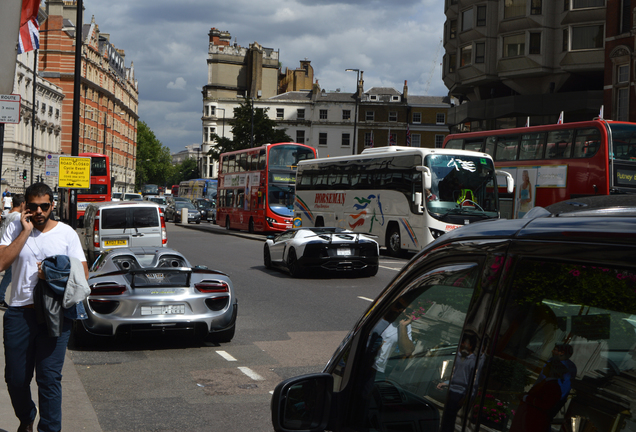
26;203;51;212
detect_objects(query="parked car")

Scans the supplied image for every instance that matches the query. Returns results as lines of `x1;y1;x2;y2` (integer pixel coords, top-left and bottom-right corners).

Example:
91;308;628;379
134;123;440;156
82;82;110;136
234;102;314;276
81;201;167;264
193;198;215;223
272;195;636;432
143;195;168;213
263;227;379;278
112;192;122;201
165;201;201;224
123;193;143;201
74;247;237;344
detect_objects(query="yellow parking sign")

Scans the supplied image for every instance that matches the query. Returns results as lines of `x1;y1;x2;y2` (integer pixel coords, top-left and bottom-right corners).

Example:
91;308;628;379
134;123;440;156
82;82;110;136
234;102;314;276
58;156;91;188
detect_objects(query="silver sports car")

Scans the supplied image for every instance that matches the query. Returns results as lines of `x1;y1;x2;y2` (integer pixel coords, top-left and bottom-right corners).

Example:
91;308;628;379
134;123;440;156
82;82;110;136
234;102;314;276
263;227;379;278
74;247;237;344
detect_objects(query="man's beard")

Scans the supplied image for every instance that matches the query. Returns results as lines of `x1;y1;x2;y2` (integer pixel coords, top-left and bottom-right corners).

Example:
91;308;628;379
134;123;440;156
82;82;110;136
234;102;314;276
32;212;52;229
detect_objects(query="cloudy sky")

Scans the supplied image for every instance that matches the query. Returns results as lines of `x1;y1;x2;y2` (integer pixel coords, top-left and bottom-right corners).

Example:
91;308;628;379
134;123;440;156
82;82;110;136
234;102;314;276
82;0;447;153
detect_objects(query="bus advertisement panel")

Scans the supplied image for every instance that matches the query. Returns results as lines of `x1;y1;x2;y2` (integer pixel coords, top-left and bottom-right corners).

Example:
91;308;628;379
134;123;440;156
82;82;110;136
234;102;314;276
178;179;218;201
294;146;511;256
217;142;317;233
58;153;111;225
443;119;636;218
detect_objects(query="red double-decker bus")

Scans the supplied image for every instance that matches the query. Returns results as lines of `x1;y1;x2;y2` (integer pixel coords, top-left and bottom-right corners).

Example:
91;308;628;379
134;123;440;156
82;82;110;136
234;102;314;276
217;142;317;233
59;153;111;226
443;119;636;218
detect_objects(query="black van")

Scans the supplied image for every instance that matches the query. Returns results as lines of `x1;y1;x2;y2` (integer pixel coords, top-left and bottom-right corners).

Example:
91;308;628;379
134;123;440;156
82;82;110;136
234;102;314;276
272;196;636;432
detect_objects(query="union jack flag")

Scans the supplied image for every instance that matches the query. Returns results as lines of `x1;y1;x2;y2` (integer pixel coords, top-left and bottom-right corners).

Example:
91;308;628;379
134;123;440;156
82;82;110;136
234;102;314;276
18;0;41;54
389;133;396;146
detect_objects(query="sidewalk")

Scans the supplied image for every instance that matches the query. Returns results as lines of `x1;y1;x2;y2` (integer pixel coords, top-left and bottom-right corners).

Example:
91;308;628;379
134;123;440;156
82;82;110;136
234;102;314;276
0;301;102;432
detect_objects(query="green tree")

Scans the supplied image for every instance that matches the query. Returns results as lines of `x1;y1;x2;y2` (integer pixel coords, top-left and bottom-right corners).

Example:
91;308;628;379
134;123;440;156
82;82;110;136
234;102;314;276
135;121;174;189
208;99;292;160
166;158;199;186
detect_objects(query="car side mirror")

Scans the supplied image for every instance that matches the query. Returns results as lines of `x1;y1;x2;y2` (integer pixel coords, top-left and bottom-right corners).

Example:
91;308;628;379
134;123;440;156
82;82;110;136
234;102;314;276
271;373;333;432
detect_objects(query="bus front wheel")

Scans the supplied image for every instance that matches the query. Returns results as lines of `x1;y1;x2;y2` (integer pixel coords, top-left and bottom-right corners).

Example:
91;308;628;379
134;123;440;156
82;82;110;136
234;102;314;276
386;225;402;257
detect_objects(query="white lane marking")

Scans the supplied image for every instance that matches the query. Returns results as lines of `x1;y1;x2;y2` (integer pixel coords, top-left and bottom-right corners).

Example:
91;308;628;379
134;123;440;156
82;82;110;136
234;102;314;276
216;351;237;362
358;296;374;302
238;366;265;381
379;265;401;271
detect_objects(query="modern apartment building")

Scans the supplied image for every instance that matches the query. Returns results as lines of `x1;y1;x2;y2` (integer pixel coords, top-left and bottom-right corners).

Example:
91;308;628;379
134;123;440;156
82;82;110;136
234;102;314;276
39;0;139;193
443;0;606;132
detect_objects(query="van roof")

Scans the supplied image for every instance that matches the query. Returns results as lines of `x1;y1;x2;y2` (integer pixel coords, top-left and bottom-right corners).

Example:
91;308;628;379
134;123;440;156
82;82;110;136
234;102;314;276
85;201;161;209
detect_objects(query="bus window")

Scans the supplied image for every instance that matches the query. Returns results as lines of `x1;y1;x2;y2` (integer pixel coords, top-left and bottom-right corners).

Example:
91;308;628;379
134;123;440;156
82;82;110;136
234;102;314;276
445;139;463;150
484;136;496;157
258;150;266;170
519;132;545;160
547;130;573;159
221;156;228;174
495;136;519;161
227;155;236;173
238;154;247;172
573;128;601;158
464;139;484;152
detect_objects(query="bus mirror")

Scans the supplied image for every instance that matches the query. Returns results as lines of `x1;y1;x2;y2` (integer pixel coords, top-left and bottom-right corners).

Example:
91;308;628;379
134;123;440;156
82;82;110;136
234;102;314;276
416;166;432;190
496;170;515;194
414;192;422;209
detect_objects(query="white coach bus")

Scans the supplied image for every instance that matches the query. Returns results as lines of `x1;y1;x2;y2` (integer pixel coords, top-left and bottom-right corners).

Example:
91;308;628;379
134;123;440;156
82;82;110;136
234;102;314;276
293;146;513;256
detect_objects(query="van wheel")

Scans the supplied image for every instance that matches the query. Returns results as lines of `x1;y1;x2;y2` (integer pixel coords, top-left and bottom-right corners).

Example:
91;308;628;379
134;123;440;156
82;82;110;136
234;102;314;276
386;224;402;257
248;218;255;234
315;217;324;227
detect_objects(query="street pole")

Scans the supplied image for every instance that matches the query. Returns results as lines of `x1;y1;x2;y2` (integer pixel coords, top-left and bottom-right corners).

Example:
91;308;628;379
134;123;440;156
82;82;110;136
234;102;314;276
30;49;38;184
250;98;254;148
345;69;360;155
69;0;83;228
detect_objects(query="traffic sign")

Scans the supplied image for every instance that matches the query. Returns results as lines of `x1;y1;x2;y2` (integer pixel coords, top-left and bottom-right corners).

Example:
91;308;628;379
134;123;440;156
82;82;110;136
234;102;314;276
0;94;20;124
59;156;91;188
45;153;60;177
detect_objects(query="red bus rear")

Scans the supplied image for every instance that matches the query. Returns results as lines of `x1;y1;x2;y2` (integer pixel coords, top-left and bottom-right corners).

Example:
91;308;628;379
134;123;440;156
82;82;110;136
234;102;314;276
59;153;111;225
216;142;317;232
443;119;636;217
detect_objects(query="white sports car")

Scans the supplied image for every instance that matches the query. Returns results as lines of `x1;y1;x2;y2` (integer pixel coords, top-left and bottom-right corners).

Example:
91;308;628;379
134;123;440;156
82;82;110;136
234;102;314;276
263;227;379;278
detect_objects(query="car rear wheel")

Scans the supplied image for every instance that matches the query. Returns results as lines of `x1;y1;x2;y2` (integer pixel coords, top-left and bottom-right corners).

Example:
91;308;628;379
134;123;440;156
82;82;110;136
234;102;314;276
264;244;272;268
287;248;302;278
207;322;235;344
362;265;379;277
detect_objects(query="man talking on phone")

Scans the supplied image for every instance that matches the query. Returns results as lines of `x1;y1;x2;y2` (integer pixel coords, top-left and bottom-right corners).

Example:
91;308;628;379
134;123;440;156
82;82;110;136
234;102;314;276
0;183;88;432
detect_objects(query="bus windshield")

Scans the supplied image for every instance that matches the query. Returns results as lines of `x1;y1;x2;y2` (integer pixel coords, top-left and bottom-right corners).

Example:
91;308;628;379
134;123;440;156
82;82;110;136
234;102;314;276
426;154;498;219
268;183;295;216
608;123;636;161
269;145;315;169
91;157;108;176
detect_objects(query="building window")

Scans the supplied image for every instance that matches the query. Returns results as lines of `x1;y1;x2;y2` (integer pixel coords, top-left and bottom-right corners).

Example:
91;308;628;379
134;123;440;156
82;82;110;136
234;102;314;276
618;64;629;83
503;33;525;57
449;54;456;73
617;88;629;121
389;111;397;122
297;109;305;120
435;135;445;148
476;5;486;26
342;133;350;146
412;112;422;124
436;113;446;124
207;105;216;116
276;108;284;119
370;95;378;101
504;0;526;18
461;45;472;67
571;0;604;9
531;0;542;14
475;42;485;63
342;110;351;120
461;8;474;31
296;130;305;143
412;134;421;147
319;133;328;146
570;25;604;50
449;20;457;39
206;127;215;142
364;132;374;147
320;109;328;120
366;111;375;121
621;0;631;34
529;33;541;54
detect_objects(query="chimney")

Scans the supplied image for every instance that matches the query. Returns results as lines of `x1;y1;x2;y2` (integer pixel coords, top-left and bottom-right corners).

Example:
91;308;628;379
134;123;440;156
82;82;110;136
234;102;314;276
403;80;408;99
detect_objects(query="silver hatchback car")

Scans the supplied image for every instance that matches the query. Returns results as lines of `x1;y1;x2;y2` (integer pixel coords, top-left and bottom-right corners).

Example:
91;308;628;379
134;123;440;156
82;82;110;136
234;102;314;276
74;247;237;345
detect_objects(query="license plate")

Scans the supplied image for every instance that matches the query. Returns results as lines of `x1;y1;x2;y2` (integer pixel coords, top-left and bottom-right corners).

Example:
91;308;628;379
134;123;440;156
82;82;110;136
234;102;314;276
141;304;185;316
337;248;352;256
104;239;127;247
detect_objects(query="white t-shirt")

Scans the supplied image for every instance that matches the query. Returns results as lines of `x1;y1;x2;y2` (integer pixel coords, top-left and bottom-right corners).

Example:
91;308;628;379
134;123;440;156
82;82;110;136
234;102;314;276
0;220;86;306
3;196;12;209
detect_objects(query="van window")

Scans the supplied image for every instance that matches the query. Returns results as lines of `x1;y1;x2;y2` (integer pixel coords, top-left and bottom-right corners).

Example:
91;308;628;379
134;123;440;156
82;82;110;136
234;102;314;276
478;260;636;432
102;207;159;229
353;262;483;429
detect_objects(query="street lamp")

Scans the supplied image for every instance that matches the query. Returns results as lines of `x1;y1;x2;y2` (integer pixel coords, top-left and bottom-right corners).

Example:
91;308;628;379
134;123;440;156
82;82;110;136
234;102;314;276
345;69;361;155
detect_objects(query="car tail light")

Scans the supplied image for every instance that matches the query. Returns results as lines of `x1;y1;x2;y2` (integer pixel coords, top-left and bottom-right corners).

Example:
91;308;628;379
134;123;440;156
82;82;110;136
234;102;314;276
161;213;167;245
93;210;100;248
195;280;229;293
90;283;126;296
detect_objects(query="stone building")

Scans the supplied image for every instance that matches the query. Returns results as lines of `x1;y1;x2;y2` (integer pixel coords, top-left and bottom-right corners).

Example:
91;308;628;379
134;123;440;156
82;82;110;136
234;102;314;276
38;0;139;192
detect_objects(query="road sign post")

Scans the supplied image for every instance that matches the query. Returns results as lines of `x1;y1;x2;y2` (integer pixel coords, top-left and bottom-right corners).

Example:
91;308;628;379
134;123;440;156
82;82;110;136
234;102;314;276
59;156;91;228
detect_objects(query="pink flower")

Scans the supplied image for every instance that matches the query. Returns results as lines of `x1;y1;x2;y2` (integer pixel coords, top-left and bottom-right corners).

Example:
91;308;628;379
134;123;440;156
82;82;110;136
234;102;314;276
497;402;503;406
570;269;580;276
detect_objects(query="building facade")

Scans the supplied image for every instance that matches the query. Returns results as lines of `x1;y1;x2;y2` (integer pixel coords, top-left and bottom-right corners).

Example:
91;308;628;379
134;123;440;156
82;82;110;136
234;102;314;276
443;0;605;132
2;50;64;192
39;0;139;192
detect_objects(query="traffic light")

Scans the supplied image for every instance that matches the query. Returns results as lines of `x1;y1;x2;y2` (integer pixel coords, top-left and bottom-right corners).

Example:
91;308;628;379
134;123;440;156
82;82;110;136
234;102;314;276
22;169;27;181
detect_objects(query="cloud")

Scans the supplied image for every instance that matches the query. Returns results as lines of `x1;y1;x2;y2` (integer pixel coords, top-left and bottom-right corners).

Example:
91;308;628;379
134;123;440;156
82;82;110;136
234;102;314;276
167;77;187;90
